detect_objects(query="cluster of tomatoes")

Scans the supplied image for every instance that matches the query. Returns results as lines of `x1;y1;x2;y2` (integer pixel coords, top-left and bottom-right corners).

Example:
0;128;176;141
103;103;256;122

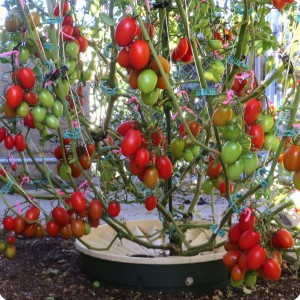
171;37;193;63
0;127;26;152
223;208;294;287
115;17;170;106
231;75;249;97
118;120;172;191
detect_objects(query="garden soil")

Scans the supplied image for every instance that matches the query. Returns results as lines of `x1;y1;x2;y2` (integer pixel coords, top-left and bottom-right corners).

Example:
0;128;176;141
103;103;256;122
0;237;299;300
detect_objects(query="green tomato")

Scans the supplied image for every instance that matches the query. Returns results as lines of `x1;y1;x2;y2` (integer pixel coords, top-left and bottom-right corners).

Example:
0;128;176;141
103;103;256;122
82;69;93;82
238;136;252;152
141;88;159;105
45;114;59;129
244;272;257;288
222;123;241;141
32;106;46;122
230;277;244;287
34;122;44;131
183;148;193;162
263;133;279;152
208;39;223;50
51;101;64;118
89;60;96;70
227;159;244;181
18;46;30;64
66;42;79;58
211;60;225;75
221;141;242;164
85;222;91;235
16;101;30;118
137;69;158;93
203;27;212;39
241;152;258;175
68;70;78;85
55;80;69;99
38;90;54;108
198;18;209;29
203;179;214;194
170;138;185;158
59;164;71;180
191;144;200;157
39;126;49;137
0;241;6;251
258;115;274;133
204;68;221;83
66;60;76;75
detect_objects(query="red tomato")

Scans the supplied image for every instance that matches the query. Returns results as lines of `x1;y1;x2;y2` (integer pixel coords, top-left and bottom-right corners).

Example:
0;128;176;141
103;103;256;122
4;135;14;150
222;250;241;269
239;209;256;232
188;120;201;137
89;199;103;220
70;163;81;178
6;85;24;109
71;219;85;238
143;166;159;188
155;155;173;180
129;40;151;71
107;201;121;217
52;206;69;226
135;22;155;39
6;235;16;245
46;221;60;237
88;216;100;228
53;1;69;16
244;99;262;125
117;120;139;136
219;180;233;195
171;48;181;62
246;244;267;270
115;17;137;47
62;14;73;26
151;128;166;147
121;129;142;157
224;240;240;251
14;134;26;152
248;124;264;149
228;223;242;244
24;112;35;128
134;148;150;168
14;216;26;235
0;127;7;142
62;24;74;41
70;191;87;212
17;68;36;90
272;0;287;10
117;48;132;69
25;207;40;222
79;152;91;170
181;42;193;63
207;160;223;178
54;147;66;160
23;91;38;106
175;38;189;59
3;216;15;231
262;258;281;281
283;145;300;172
77;35;88;53
238;251;248;271
238;229;260;250
273;228;293;249
231;264;245;282
23;223;38;238
129;158;146;175
60;223;73;239
145;195;157;211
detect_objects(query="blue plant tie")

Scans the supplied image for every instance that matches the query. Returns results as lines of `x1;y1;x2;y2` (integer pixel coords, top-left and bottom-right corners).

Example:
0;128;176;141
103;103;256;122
63;128;81;140
228;55;248;70
104;42;113;59
2;179;14;194
61;182;69;189
196;88;217;96
210;224;225;237
228;193;248;214
255;167;268;189
274;115;296;137
100;81;119;96
42;16;63;24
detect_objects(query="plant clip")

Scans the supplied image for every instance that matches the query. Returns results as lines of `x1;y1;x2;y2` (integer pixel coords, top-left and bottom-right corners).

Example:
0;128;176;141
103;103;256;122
255;167;268;189
153;1;169;9
281;54;294;74
228;193;248;214
50;65;68;81
63;127;81;140
100;81;119;96
103;42;113;59
296;14;300;22
274;115;296;137
210;224;225;237
1;179;14;194
235;4;253;15
228;55;248;70
42;16;63;24
196;88;217;96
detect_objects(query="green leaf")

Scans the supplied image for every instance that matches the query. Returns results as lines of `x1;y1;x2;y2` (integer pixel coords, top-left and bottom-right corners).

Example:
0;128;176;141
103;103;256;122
100;13;115;26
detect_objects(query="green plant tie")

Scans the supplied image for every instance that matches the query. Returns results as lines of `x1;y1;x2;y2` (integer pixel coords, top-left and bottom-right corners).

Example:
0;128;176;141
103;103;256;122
1;179;14;194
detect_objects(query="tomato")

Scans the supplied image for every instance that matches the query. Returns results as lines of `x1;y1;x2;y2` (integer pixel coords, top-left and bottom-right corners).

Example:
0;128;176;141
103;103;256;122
0;127;7;142
150;55;170;74
71;219;85;238
3;101;17;118
51;100;64;118
219;180;233;195
129;69;140;89
137;69;158;93
88;216;100;228
258;115;274;133
155;155;173;180
238;251;248;271
77;35;88;53
121;129;142;157
129;40;151;71
224;240;240;251
38;90;54;108
66;41;79;58
115;17;137;47
23;112;35;129
170;138;185;159
181;41;193;63
25;207;40;222
7;235;16;245
16;101;30;118
70;163;81;178
221;141;242;164
151;128;165;147
246;244;267;270
141;88;159;105
241;152;258;175
143;166;159;188
6;85;24;109
244;99;262;126
212;106;233;127
222;123;241;141
175;38;189;59
238;230;260;250
272;0;287;10
89;199;103;220
244;272;257;288
52;206;69;226
248;124;264;149
207;160;223;178
231;264;245;282
203;179;215;194
273;228;293;249
60;223;73;239
136;21;156;39
54;147;66;160
3;216;15;231
262;258;281;280
263;133;279;152
45;115;59;129
53;1;69;16
117;48;132;69
134;148;150;168
79;153;92;170
239;209;256;232
23;91;38;106
46;221;60;237
4;135;14;150
35;224;45;238
145;195;157;211
117;120;139;136
70;191;87;212
270;251;282;266
62;14;73;26
171;48;181;62
107;201;121;218
129;158;145;175
17;68;36;90
32;106;46;122
227;159;244;181
283;145;300;172
222;250;241;269
228;223;242;244
14;134;26;152
23;224;38;237
5;16;19;32
14;216;25;235
5;245;16;260
62;24;74;41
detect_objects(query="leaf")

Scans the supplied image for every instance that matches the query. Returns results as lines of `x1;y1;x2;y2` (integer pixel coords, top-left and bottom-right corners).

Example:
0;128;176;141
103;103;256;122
100;13;115;26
